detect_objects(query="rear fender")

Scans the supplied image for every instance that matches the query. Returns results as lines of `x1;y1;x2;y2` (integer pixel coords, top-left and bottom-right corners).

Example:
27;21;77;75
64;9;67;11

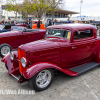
1;51;20;75
23;62;78;79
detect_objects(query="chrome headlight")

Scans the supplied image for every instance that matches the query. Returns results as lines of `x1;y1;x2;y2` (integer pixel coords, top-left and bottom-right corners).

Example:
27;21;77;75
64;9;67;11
10;52;14;60
21;57;27;67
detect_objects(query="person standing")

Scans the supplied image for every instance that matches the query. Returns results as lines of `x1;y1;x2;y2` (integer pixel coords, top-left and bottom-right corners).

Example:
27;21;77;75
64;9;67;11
45;19;49;28
0;21;2;24
67;18;71;23
14;20;17;24
28;18;32;29
26;19;29;28
37;19;41;29
2;19;5;24
7;18;11;24
48;20;52;26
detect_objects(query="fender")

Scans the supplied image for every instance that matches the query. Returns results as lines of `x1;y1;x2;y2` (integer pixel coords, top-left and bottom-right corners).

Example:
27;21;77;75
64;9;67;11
1;51;20;75
23;62;78;79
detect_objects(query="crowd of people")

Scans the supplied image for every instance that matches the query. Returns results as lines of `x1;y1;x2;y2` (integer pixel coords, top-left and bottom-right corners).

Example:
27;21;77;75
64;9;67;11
27;18;55;29
0;18;12;24
26;18;55;29
0;17;91;30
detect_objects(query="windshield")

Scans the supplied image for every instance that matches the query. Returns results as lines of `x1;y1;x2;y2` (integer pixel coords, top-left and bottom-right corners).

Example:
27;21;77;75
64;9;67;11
47;29;64;37
0;25;4;30
46;29;71;40
11;26;25;31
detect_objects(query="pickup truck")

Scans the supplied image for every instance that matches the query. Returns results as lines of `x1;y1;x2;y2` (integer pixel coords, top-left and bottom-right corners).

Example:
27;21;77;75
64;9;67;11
2;23;100;91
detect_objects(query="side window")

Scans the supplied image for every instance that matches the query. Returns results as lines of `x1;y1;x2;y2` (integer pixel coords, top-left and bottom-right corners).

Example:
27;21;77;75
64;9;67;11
64;31;71;40
74;29;93;40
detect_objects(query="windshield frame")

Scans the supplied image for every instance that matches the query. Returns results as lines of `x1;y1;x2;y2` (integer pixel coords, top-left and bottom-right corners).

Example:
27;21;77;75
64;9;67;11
46;28;71;41
0;25;4;30
11;26;25;32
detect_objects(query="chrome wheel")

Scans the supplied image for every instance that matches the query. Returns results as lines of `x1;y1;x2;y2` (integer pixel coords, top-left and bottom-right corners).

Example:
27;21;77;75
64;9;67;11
36;70;52;88
1;46;10;56
29;69;54;91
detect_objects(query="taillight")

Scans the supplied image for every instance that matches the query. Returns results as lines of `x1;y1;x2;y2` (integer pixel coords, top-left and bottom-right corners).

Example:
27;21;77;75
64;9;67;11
18;49;27;74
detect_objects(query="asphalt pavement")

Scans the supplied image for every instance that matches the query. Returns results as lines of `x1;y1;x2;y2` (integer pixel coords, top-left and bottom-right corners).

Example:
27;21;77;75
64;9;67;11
0;57;100;100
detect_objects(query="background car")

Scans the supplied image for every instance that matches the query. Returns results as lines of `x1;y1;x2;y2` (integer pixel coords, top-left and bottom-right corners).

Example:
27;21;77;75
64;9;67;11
53;21;68;25
16;21;27;28
0;23;27;33
92;21;100;30
0;24;15;33
0;26;46;57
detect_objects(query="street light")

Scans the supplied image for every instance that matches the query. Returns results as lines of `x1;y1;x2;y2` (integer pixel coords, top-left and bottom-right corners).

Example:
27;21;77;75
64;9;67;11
80;0;83;20
0;0;3;21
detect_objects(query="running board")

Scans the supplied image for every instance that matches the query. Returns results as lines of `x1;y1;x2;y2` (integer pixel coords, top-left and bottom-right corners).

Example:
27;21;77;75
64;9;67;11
69;62;99;75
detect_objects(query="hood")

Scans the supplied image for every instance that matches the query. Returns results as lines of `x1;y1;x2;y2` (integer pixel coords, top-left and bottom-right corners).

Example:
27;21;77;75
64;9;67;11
19;37;67;52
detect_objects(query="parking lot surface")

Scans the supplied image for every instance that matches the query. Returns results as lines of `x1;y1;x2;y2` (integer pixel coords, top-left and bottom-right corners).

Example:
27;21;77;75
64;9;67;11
0;57;100;100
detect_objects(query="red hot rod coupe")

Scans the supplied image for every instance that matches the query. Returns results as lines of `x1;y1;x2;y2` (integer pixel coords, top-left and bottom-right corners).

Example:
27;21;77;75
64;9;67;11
0;26;46;57
2;24;100;91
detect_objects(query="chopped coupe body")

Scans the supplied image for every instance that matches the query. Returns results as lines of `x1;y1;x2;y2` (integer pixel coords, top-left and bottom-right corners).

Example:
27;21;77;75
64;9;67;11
2;24;100;91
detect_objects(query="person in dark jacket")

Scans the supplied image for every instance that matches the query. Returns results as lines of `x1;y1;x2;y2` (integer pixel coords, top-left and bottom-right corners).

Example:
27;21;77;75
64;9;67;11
48;20;52;26
2;19;5;24
37;19;41;29
28;18;32;29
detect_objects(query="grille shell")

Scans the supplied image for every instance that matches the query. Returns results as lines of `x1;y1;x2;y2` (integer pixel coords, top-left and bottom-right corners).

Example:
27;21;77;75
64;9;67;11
18;49;27;74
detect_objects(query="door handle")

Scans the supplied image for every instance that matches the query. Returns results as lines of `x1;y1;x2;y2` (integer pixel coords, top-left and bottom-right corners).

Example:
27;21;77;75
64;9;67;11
72;47;76;49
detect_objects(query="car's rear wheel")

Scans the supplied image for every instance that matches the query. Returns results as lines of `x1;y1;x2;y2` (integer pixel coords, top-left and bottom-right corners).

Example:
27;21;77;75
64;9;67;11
29;69;54;91
0;44;12;57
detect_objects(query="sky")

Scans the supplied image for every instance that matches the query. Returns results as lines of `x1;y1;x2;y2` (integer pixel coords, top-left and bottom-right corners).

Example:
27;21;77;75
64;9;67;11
64;0;100;17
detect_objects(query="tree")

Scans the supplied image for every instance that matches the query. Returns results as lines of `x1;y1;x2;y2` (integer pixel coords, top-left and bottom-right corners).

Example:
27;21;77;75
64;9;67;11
5;0;20;19
5;0;64;20
21;0;50;20
21;0;64;20
46;0;64;20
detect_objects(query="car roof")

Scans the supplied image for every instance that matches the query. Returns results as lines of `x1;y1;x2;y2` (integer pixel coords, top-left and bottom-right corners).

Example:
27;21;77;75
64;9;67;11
47;23;96;31
54;21;68;23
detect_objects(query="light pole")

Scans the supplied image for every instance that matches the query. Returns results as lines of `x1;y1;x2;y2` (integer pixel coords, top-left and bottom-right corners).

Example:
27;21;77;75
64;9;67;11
80;0;83;20
0;0;3;21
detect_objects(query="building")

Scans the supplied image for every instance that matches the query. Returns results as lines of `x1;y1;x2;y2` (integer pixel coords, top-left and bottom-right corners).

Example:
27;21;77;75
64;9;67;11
45;9;79;21
70;16;100;21
0;3;78;21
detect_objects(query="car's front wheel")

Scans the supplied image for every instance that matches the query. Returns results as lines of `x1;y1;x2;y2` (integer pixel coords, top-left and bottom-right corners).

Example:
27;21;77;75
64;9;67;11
0;44;12;57
29;69;54;91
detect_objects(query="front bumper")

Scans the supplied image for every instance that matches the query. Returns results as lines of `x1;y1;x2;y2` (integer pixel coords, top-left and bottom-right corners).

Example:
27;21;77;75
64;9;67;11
1;51;20;76
1;51;27;83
